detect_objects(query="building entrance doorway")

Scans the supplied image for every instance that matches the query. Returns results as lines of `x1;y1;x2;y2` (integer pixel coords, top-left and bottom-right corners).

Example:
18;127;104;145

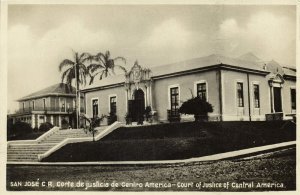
273;87;282;112
128;89;145;122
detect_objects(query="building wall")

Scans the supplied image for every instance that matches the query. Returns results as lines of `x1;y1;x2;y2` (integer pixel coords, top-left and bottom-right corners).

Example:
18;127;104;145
222;70;271;121
19;96;80;112
85;85;127;124
152;70;221;121
83;70;295;123
19;97;51;110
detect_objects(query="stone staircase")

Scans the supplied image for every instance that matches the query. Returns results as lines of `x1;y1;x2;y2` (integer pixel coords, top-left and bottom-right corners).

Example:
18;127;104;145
7;128;102;162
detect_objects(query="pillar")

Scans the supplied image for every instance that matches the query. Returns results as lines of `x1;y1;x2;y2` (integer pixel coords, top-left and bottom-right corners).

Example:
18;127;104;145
270;86;274;113
37;114;40;128
31;114;35;128
58;115;61;127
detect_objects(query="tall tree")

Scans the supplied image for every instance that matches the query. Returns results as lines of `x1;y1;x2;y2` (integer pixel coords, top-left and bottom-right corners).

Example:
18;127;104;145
88;50;127;85
59;51;91;128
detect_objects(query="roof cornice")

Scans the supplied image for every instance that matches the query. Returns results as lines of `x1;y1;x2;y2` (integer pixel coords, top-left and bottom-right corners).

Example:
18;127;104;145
17;93;76;102
152;64;269;80
81;64;270;92
81;83;124;93
283;74;297;81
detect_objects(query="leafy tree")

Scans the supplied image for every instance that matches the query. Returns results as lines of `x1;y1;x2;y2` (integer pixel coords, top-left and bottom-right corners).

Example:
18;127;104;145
179;96;213;122
88;50;127;85
59;51;92;89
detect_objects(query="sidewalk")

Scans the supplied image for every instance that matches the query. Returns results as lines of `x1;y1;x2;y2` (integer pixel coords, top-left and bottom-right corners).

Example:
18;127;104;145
7;141;296;165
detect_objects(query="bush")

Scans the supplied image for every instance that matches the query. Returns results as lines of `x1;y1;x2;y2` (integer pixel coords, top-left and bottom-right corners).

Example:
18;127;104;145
179;97;213;121
39;122;54;132
61;118;69;129
8;121;32;138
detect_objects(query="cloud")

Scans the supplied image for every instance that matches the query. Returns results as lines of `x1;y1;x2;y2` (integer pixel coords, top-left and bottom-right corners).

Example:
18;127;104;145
142;19;191;49
137;18;206;66
217;12;295;65
8;21;114;111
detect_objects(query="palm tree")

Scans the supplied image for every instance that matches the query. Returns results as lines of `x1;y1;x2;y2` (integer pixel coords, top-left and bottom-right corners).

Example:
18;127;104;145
88;50;127;85
59;51;92;128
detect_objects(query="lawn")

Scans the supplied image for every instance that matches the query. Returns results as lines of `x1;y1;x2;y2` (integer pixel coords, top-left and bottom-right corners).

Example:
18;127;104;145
7;146;296;191
42;121;296;162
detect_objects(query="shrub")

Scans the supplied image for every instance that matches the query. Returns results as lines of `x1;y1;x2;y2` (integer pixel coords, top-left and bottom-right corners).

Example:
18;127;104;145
61;118;69;129
179;97;213;122
8;121;32;138
144;106;152;121
39;122;54;132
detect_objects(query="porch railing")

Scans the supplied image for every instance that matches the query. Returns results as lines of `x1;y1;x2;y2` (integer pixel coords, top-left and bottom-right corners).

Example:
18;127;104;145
16;107;85;114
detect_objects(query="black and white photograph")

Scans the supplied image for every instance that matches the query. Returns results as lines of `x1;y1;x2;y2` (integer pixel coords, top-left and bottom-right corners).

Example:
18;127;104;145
2;0;298;192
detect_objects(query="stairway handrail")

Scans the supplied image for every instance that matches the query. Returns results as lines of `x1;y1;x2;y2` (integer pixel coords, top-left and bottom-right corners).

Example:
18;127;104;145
38;122;123;161
7;126;60;146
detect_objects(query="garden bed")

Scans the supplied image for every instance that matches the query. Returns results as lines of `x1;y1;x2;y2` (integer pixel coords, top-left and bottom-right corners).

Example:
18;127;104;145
42;121;296;162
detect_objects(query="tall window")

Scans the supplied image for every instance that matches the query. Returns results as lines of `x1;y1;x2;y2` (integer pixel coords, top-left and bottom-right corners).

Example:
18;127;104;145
22;102;25;111
92;99;99;118
43;99;46;110
237;82;244;107
60;98;65;112
291;88;296;110
253;84;260;108
32;101;35;110
197;83;207;101
110;96;117;114
170;87;179;111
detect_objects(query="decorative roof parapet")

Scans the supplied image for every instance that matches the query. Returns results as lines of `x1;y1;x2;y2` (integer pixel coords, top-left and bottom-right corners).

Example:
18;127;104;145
125;60;152;87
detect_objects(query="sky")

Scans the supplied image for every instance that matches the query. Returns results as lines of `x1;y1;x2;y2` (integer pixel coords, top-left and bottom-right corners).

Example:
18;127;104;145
7;4;296;113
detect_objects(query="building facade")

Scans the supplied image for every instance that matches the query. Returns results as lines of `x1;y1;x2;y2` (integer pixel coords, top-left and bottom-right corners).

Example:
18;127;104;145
81;53;296;124
9;83;84;128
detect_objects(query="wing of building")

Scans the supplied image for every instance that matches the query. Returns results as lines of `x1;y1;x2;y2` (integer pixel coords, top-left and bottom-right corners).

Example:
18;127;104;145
81;53;296;124
9;83;84;128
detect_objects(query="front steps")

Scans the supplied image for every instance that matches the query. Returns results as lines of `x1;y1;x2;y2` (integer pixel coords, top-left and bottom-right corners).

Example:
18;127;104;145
7;128;102;162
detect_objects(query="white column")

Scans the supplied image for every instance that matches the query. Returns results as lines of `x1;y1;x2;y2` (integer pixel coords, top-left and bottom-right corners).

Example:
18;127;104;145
149;83;153;107
145;86;148;106
31;114;35;128
58;115;61;127
37;114;40;128
51;115;54;125
271;86;275;113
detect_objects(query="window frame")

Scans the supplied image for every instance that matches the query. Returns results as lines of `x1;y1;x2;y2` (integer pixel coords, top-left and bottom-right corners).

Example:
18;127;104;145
253;84;260;108
108;94;117;114
32;100;35;110
43;98;46;110
194;80;208;101
291;87;296;110
91;97;99;118
168;84;180;110
170;87;179;111
236;81;244;107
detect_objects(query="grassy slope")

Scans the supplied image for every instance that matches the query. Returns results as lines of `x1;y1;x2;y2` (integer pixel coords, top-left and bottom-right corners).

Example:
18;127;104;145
7;147;296;191
43;121;295;162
